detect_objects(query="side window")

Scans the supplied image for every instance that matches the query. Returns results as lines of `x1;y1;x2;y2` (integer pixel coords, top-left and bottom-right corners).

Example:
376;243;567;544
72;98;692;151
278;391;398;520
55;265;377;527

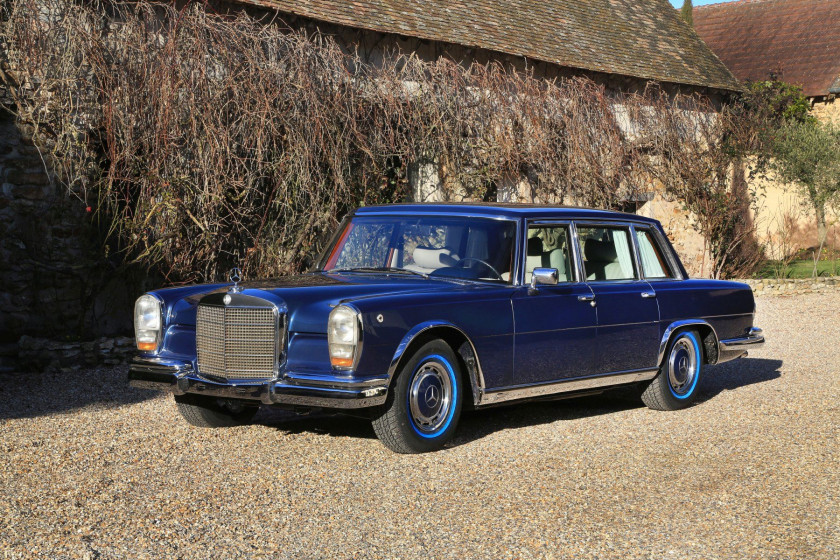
577;226;637;281
636;229;675;279
525;225;574;284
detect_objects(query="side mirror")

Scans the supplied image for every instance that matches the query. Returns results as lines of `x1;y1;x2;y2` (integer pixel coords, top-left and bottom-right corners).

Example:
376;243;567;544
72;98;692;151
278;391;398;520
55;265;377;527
530;267;558;294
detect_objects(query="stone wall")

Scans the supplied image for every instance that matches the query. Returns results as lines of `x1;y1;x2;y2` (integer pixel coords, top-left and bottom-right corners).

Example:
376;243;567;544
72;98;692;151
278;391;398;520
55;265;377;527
0;110;145;372
811;97;840;125
741;276;840;296
17;335;136;373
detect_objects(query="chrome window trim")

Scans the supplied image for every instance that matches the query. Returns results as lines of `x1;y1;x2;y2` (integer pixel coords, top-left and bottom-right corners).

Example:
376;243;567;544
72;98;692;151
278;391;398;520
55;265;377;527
350;210;519;221
573;220;642;283
630;224;683;281
521;219;582;285
319;213;521;286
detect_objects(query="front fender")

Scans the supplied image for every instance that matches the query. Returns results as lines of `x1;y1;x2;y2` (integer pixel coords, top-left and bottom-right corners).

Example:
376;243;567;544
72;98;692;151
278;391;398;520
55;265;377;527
386;320;487;407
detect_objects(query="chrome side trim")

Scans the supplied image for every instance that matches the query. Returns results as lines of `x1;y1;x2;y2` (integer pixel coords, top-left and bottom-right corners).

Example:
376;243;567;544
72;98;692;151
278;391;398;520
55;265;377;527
657;320;719;366
480;368;658;406
282;371;389;390
388;321;487;405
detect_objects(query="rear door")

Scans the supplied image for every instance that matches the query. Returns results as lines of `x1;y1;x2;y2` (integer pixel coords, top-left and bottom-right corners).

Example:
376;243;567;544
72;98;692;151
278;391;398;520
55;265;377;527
512;221;600;384
575;222;660;373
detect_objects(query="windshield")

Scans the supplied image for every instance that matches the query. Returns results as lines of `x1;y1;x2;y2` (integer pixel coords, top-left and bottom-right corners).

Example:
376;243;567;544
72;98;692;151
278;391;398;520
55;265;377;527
319;215;518;284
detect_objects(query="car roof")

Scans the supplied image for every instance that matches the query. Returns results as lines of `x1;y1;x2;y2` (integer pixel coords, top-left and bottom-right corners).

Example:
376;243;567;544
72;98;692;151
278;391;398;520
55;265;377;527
355;202;660;225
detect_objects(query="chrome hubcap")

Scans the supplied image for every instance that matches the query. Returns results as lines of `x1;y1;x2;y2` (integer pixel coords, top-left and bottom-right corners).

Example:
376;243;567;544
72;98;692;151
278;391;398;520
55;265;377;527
409;361;452;434
668;338;697;395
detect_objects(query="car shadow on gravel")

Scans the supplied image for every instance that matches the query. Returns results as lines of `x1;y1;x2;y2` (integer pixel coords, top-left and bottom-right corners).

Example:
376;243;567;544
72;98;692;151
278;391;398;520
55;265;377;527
256;407;378;439
254;357;784;448
0;366;160;420
696;357;783;402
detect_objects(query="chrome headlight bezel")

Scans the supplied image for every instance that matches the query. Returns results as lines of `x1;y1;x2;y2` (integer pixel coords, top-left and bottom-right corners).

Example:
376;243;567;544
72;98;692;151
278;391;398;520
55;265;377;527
328;305;362;370
134;294;164;353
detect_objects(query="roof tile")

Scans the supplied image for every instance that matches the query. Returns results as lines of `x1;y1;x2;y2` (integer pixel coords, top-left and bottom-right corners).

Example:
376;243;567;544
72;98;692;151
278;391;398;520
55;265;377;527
235;0;740;91
694;0;840;97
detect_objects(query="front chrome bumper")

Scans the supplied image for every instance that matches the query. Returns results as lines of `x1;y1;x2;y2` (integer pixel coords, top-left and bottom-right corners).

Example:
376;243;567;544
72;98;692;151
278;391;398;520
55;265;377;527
128;357;389;409
717;327;765;363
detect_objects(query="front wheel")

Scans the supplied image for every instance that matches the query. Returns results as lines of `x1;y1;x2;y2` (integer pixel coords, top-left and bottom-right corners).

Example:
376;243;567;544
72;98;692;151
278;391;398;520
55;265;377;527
372;340;463;453
641;330;703;411
174;394;259;428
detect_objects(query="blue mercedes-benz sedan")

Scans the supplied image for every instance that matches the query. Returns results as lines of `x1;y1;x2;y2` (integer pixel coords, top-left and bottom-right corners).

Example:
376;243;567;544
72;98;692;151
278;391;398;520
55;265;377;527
129;204;764;453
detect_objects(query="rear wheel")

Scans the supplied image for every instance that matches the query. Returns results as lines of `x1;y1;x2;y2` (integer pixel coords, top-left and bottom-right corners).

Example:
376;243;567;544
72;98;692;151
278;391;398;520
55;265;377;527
372;340;463;453
641;330;703;411
174;394;259;428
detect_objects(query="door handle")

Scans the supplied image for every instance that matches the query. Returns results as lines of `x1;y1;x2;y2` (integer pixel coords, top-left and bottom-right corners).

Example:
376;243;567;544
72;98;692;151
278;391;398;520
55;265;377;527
577;294;596;307
641;291;656;298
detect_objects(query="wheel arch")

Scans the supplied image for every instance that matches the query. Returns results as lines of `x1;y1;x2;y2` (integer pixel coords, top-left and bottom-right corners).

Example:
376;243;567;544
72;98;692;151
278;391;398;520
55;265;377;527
658;319;720;367
388;321;485;408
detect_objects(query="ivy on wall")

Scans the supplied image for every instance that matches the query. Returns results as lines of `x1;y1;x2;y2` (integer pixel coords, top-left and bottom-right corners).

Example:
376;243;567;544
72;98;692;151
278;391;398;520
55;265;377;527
0;0;762;282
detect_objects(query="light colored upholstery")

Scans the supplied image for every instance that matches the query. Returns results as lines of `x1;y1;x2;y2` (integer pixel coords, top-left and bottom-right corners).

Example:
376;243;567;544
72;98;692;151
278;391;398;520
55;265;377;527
525;236;568;283
584;239;623;280
405;246;460;273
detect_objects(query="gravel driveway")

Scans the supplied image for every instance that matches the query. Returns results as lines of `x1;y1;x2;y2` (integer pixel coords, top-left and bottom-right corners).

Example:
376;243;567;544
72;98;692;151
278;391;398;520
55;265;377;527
1;294;837;559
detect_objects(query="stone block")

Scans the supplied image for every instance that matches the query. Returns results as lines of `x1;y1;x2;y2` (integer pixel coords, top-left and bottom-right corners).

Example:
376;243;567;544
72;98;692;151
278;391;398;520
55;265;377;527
5;168;50;186
6;183;48;200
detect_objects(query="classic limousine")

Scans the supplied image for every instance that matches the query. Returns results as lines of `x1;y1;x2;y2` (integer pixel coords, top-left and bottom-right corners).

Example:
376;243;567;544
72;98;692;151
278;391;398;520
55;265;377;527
129;204;764;453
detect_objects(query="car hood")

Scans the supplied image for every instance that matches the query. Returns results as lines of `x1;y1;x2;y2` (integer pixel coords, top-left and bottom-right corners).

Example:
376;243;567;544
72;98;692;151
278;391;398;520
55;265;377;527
156;272;472;334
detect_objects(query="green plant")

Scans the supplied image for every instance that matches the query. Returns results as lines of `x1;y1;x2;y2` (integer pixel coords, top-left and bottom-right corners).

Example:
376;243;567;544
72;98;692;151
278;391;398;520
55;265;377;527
772;120;840;258
681;0;694;27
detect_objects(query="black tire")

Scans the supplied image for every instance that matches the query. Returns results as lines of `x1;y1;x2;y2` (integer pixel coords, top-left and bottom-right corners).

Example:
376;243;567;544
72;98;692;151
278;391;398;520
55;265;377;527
641;329;703;411
371;340;463;453
174;394;259;428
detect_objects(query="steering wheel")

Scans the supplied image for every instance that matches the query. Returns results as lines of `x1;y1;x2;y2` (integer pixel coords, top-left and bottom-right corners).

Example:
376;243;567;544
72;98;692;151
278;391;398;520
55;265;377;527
455;257;503;280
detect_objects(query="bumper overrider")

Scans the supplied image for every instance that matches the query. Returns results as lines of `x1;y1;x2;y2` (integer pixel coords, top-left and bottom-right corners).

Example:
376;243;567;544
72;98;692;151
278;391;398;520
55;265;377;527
128;357;389;409
717;327;765;363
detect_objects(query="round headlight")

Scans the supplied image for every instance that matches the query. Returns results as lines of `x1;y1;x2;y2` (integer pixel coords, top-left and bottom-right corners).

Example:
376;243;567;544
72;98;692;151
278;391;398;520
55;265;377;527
328;305;360;369
134;294;163;352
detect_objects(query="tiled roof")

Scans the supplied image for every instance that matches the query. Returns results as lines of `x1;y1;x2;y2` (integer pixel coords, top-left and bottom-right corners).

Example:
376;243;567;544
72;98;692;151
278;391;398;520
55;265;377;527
237;0;740;92
694;0;840;97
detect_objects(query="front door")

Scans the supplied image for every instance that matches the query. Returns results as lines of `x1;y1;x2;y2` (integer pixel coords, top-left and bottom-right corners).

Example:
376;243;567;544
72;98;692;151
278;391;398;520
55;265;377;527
576;223;660;373
512;223;600;384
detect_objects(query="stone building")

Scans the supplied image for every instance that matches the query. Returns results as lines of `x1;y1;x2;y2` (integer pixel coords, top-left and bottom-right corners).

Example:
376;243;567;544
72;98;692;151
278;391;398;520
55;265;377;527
228;0;739;273
694;0;840;254
0;0;738;370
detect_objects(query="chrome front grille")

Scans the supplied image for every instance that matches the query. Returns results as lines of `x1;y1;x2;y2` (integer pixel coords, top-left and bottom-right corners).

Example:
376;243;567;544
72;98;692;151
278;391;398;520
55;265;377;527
196;304;279;380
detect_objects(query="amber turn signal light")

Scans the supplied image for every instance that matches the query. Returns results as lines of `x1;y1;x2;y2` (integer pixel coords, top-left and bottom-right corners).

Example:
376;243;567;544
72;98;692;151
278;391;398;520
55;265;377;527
330;357;353;368
137;341;157;351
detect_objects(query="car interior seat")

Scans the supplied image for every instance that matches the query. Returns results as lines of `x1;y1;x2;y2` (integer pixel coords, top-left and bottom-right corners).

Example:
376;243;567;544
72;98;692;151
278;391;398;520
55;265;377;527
584;239;623;280
525;236;568;283
404;246;460;274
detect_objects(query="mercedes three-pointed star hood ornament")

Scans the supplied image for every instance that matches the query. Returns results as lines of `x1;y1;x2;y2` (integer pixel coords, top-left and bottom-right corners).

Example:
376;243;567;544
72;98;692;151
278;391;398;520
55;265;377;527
228;267;243;293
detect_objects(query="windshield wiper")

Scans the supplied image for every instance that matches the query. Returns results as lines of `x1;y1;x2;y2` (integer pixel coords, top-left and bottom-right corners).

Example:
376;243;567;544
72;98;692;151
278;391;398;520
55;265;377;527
328;267;428;278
